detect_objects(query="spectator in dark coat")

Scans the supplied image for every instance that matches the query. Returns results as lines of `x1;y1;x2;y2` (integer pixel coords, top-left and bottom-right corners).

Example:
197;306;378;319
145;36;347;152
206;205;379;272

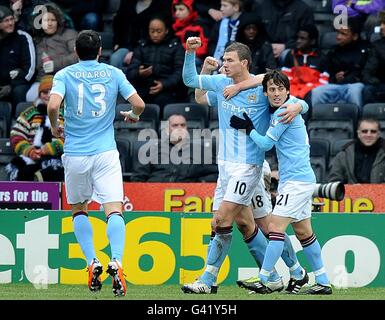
281;24;328;105
328;118;385;183
53;0;105;31
110;0;172;70
130;114;218;182
0;5;35;111
252;0;315;60
311;18;370;110
126;16;187;111
362;10;385;104
194;0;221;36
235;13;276;75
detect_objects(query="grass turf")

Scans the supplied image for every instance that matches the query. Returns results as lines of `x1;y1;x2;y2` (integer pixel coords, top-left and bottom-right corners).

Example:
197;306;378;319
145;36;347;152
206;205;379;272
1;283;385;300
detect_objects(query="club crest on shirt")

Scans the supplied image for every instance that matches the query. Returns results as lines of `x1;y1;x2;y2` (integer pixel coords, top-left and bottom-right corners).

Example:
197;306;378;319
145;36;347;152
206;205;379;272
247;94;256;104
270;118;279;127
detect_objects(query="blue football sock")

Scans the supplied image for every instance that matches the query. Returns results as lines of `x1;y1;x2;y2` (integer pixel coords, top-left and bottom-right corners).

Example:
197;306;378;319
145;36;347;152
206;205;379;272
106;213;126;263
259;232;285;283
73;213;96;265
301;234;330;286
205;231;215;264
244;226;280;282
282;234;305;280
201;227;232;287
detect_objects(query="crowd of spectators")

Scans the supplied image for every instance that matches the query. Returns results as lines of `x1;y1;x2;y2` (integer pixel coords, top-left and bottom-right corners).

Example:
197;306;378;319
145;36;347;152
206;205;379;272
0;0;385;183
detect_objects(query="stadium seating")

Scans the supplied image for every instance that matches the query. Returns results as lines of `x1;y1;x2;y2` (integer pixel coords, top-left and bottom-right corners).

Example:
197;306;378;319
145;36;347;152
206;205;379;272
0;138;14;181
320;31;337;53
102;0;120;32
116;138;132;181
114;103;160;140
131;139;159;174
193;138;218;182
209;106;219;130
0;102;12;138
302;0;332;13
362;103;385;137
163;103;209;130
330;138;354;159
308;103;359;140
99;31;114;63
14;101;31;119
310;138;330;183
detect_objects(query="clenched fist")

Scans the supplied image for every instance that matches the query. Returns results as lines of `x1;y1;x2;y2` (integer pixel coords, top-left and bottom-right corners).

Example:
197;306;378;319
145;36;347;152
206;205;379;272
186;37;202;52
202;56;220;73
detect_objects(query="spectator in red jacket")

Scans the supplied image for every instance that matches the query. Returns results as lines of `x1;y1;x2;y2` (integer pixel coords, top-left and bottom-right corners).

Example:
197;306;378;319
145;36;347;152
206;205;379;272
281;24;328;105
172;0;209;64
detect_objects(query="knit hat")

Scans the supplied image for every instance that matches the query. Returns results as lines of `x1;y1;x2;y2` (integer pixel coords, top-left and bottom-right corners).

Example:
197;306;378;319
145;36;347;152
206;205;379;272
39;75;54;94
173;0;194;13
0;5;13;22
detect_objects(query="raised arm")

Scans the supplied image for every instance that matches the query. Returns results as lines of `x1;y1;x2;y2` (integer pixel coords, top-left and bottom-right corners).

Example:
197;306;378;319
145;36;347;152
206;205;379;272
183;37;219;92
195;56;220;105
183;37;203;88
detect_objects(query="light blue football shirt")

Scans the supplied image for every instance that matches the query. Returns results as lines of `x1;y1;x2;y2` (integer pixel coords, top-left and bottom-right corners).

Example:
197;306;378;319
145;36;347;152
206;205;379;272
51;60;136;155
184;53;270;165
266;107;316;184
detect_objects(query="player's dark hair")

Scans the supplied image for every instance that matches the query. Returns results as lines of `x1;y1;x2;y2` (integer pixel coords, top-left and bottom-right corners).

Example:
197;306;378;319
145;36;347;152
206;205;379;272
75;30;101;60
224;42;252;70
262;70;290;93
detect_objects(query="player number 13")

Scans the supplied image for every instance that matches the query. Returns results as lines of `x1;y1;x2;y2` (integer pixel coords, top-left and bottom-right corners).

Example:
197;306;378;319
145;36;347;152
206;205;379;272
76;83;106;117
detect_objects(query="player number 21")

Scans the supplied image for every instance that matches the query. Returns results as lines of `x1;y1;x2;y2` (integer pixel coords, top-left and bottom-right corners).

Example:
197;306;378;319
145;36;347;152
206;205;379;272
276;194;289;206
77;83;106;117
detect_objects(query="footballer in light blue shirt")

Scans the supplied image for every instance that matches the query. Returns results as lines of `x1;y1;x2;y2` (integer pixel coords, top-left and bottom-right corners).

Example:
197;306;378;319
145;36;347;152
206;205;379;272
49;40;144;156
47;31;145;297
230;70;331;295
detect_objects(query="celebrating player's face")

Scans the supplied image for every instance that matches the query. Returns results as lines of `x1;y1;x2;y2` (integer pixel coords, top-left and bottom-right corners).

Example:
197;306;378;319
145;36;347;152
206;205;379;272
222;51;243;77
265;80;289;108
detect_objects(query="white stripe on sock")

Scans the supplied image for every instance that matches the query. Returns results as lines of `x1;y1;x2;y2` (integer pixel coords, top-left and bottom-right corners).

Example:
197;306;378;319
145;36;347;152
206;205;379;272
205;265;219;276
259;269;270;278
313;267;326;276
289;262;301;272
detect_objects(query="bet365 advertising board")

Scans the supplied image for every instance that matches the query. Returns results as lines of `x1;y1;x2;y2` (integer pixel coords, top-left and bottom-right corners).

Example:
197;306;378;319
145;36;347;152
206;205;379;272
0;211;384;288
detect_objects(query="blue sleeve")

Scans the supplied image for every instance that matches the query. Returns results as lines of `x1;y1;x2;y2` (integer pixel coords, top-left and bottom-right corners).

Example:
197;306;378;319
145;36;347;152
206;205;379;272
116;68;136;100
267;111;289;141
207;91;217;107
249;129;275;151
183;52;219;91
286;96;309;114
51;71;66;98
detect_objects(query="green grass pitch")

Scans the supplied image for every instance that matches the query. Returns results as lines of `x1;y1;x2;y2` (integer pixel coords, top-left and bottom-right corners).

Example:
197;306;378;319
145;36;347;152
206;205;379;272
1;283;385;300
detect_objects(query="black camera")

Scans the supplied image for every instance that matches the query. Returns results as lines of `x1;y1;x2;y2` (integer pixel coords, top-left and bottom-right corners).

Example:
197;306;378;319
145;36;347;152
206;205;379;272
313;182;345;201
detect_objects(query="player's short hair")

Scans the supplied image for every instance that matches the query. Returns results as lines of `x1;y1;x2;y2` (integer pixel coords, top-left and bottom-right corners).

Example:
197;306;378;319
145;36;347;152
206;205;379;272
224;42;251;69
262;70;290;92
75;30;101;60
